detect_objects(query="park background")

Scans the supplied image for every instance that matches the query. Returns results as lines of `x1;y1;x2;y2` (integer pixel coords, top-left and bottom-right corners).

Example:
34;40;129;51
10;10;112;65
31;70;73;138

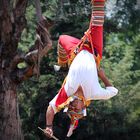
16;0;140;139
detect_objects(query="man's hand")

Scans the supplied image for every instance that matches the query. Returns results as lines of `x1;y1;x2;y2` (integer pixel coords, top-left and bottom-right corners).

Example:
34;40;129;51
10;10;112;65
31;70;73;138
45;127;53;138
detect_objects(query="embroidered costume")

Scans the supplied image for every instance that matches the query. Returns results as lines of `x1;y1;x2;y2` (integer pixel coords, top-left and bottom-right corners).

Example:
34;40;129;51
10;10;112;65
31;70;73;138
49;0;118;137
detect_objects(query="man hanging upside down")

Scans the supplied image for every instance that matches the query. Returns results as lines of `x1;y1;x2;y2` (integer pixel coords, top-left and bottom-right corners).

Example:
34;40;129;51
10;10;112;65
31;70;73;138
45;0;118;138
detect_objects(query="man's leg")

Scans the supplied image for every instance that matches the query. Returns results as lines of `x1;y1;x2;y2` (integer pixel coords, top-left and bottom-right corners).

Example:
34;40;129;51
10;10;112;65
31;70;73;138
90;0;105;58
55;86;68;107
49;77;80;113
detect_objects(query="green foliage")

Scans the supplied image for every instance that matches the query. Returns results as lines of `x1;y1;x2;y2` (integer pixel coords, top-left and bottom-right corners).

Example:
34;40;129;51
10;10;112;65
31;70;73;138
18;62;27;69
18;0;140;140
111;0;140;32
18;4;36;53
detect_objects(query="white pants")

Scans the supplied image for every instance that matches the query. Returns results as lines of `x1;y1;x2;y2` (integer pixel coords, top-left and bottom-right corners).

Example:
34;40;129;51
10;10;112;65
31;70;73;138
50;50;118;113
64;50;118;100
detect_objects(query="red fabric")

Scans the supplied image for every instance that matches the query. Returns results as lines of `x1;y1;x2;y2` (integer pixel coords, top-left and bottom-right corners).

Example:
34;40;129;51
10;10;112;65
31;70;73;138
59;35;93;55
59;35;80;56
82;45;93;54
74;120;79;129
55;87;68;107
91;26;103;58
59;26;103;58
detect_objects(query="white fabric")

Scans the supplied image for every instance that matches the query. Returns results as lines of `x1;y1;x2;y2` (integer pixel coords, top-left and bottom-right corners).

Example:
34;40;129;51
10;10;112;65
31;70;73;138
64;50;118;100
50;50;118;113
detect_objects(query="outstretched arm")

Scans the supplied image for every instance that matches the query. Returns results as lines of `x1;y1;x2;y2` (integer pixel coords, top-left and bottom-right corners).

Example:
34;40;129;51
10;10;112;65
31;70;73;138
92;68;118;100
98;68;112;87
45;105;55;137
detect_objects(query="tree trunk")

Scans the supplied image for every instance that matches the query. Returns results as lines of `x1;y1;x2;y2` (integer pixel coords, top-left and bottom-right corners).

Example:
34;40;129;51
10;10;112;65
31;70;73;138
0;74;23;140
0;0;52;139
0;1;28;139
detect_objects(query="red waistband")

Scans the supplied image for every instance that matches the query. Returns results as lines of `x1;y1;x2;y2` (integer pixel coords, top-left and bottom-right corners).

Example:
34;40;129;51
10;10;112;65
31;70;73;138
82;45;93;54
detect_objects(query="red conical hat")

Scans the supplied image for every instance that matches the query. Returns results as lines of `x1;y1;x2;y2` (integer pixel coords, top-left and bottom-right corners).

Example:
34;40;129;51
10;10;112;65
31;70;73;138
58;35;80;56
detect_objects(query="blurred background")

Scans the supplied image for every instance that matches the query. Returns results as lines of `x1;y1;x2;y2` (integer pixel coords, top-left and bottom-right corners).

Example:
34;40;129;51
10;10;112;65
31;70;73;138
18;0;140;139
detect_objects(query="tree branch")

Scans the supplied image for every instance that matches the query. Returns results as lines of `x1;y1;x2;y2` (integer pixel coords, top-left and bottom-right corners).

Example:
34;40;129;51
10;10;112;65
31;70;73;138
0;0;52;83
0;0;28;67
12;0;28;47
11;19;52;83
34;0;43;22
10;53;25;70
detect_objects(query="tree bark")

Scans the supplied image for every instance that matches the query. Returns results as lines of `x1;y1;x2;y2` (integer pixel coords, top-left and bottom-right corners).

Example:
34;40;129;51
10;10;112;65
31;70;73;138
0;0;52;139
0;1;27;139
0;77;24;140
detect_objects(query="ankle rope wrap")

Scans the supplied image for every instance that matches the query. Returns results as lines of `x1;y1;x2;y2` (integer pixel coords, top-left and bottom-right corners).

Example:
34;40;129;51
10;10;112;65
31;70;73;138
91;0;105;26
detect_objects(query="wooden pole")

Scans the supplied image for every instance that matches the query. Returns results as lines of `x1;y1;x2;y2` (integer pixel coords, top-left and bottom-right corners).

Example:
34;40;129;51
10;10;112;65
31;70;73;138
38;127;59;140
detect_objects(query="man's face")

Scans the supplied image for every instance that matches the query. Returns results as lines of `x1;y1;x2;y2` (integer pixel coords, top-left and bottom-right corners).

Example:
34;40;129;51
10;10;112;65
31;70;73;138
69;98;85;112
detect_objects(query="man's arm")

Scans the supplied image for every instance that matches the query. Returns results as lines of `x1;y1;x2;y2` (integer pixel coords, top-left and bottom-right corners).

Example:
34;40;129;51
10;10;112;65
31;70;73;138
45;105;55;137
46;105;55;126
91;68;118;100
98;68;112;87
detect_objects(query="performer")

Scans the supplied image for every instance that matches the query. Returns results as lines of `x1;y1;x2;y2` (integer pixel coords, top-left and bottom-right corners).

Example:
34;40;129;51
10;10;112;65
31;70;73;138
45;0;118;138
